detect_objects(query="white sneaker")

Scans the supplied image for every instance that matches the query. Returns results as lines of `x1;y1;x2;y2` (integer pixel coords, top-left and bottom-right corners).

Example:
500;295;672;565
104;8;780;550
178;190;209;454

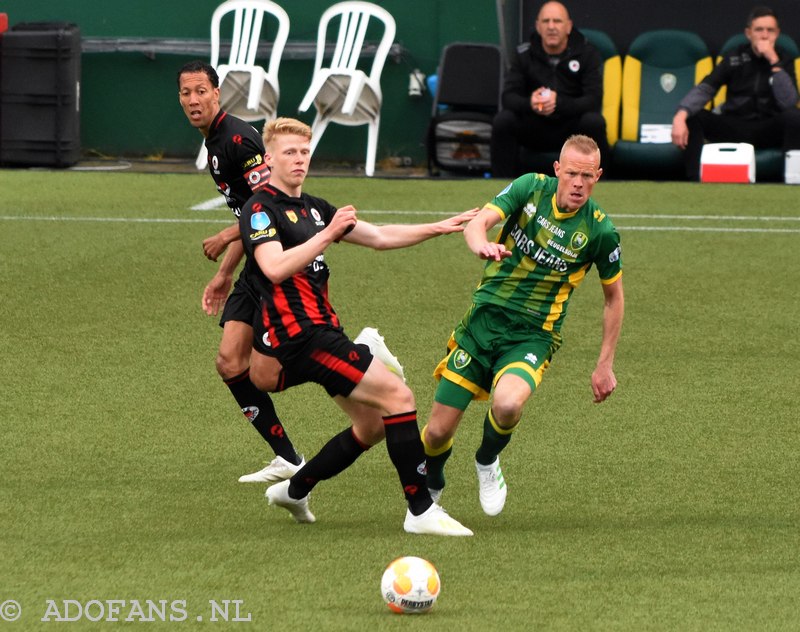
403;503;473;536
428;488;443;503
238;455;305;483
354;327;405;381
265;480;316;523
476;457;507;516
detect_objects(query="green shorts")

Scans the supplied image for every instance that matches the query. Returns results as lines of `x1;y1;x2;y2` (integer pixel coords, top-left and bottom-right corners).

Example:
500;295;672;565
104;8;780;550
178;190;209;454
433;303;562;410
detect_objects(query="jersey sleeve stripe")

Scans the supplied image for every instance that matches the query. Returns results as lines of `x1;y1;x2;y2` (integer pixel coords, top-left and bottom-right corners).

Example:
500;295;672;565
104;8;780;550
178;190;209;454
600;270;623;285
483;203;507;220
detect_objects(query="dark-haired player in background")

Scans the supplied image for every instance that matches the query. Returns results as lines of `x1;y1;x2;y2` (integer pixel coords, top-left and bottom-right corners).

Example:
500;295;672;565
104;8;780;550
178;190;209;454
177;60;304;483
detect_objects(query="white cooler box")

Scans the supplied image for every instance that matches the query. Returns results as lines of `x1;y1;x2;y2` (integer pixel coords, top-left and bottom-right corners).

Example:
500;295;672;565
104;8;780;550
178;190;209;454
700;143;755;183
785;150;800;184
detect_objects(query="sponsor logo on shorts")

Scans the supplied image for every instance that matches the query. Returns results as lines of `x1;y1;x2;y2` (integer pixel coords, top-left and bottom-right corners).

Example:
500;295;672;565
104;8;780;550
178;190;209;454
417;461;427;476
525;353;538;365
453;349;471;370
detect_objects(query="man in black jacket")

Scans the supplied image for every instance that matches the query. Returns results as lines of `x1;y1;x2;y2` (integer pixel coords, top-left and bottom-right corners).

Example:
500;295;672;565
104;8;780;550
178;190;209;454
491;1;608;178
671;5;800;181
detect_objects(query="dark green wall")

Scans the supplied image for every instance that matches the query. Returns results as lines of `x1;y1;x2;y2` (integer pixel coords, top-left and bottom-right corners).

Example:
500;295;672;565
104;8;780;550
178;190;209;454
1;1;499;164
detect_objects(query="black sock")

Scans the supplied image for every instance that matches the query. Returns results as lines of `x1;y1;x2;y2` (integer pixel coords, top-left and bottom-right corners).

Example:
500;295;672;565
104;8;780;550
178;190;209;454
288;427;368;498
224;369;300;465
383;411;433;516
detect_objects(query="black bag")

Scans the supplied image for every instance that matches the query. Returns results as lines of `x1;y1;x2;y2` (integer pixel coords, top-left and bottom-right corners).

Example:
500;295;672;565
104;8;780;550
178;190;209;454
428;110;493;174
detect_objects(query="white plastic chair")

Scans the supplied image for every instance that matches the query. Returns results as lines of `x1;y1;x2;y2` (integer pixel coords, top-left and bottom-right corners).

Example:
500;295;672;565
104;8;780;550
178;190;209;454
298;1;396;176
196;0;290;169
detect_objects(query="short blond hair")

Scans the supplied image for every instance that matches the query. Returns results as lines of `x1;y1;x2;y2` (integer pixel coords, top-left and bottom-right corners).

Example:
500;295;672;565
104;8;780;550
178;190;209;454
560;134;600;163
262;117;312;146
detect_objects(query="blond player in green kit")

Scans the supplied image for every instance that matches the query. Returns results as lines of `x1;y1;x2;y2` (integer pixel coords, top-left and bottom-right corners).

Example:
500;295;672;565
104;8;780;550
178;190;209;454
422;134;625;516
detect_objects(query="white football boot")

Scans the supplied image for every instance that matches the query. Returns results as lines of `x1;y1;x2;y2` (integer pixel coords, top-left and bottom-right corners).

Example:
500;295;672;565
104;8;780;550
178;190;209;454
403;503;473;536
238;455;305;483
354;327;405;381
265;480;316;523
476;457;507;516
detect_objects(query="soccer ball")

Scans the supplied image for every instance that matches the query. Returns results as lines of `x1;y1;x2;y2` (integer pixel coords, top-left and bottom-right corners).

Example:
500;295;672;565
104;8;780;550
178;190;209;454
381;556;440;614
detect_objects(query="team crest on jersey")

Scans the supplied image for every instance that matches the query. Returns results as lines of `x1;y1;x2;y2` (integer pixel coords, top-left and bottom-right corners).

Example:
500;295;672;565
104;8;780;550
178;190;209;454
570;231;588;251
453;349;471;370
523;202;536;217
286;210;298;223
660;73;677;93
211;155;219;171
569;60;580;72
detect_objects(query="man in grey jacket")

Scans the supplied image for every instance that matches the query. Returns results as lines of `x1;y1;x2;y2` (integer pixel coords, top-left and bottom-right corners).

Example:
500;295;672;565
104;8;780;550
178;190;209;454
671;5;800;180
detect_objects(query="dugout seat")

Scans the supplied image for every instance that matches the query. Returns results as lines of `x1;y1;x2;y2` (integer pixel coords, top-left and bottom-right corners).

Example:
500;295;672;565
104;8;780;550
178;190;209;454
196;0;290;169
426;42;503;176
712;33;800;182
298;1;396;177
582;29;622;147
613;30;713;179
518;28;621;176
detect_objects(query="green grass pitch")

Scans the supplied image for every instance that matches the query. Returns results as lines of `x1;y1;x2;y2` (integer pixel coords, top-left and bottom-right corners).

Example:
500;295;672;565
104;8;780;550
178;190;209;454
1;169;799;630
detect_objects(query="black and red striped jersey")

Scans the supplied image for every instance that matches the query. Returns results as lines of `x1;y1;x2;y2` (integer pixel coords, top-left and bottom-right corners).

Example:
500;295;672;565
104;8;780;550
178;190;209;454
204;110;271;217
239;184;342;349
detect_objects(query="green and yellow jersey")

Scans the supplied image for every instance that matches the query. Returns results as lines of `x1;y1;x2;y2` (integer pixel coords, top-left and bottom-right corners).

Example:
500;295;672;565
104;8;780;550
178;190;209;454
474;172;622;333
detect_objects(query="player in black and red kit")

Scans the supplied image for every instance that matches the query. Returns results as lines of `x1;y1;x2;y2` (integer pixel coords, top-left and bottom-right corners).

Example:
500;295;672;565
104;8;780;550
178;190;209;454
178;60;304;483
240;117;476;536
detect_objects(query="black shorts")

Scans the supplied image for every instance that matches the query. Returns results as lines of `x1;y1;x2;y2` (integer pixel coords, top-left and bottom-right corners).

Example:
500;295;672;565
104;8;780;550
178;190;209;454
219;275;259;328
275;326;374;398
220;275;282;359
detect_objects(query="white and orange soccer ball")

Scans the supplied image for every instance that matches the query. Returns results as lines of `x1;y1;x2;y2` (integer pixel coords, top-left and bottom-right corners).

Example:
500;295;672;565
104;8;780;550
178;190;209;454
380;556;440;614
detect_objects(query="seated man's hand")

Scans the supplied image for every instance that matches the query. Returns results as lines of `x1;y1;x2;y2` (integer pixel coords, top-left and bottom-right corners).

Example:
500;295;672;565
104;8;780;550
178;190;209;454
671;111;690;149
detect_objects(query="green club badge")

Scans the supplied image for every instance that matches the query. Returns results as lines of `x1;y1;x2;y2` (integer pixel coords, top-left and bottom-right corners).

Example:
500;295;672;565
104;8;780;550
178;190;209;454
453;349;471;369
570;231;588;251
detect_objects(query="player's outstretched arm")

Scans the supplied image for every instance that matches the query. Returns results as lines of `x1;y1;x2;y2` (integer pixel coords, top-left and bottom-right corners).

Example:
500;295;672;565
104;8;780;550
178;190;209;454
591;277;624;403
342;208;479;250
464;207;512;261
